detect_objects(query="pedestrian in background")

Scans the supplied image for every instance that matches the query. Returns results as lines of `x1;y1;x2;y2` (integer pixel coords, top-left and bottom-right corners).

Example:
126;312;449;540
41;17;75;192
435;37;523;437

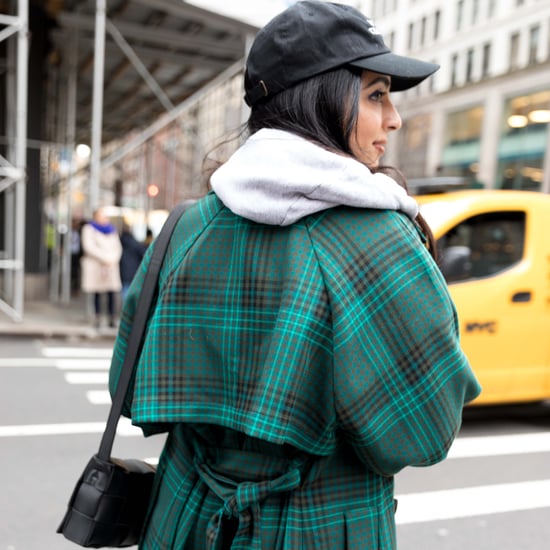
44;217;55;270
69;219;84;295
109;2;481;548
143;227;154;247
119;223;146;302
80;207;122;328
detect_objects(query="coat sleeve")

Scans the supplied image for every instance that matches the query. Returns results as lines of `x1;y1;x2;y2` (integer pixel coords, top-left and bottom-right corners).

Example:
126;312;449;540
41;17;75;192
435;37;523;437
314;209;481;476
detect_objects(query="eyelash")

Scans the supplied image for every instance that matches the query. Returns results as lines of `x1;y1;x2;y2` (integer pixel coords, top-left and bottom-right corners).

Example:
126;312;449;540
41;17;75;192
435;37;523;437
369;90;386;102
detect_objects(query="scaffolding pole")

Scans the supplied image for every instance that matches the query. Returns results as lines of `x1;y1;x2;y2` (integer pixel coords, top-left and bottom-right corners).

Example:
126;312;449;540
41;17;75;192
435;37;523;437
89;0;106;214
0;0;28;322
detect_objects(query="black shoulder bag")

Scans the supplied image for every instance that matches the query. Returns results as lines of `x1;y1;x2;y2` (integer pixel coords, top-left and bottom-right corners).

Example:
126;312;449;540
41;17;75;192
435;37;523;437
57;204;186;548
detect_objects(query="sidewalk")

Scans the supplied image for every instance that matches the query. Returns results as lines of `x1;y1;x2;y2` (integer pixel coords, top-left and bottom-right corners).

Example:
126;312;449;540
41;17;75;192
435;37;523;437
0;293;118;340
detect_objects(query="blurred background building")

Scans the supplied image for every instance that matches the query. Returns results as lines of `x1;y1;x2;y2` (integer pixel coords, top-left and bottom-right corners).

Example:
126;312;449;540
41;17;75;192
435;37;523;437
1;0;549;320
370;0;550;192
0;0;257;319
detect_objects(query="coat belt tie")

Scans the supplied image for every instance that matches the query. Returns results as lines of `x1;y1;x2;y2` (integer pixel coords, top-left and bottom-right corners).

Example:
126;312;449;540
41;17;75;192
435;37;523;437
193;447;306;550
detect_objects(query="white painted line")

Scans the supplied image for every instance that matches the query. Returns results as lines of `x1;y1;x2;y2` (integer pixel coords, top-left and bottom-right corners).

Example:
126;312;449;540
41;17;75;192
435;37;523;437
448;432;550;458
0;358;68;367
0;417;142;437
41;347;113;358
396;479;550;524
56;360;110;370
65;372;109;385
0;358;109;369
0;421;106;437
87;390;112;405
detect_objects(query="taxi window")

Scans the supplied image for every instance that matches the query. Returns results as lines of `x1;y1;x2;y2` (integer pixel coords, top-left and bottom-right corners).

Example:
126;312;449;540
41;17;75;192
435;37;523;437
437;211;526;283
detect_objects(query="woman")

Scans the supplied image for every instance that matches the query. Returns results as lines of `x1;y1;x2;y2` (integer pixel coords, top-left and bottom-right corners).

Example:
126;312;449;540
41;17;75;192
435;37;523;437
80;207;122;328
109;2;481;548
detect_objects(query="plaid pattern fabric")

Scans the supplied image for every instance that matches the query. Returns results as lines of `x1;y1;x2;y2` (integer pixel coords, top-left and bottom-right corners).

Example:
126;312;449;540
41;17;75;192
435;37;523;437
109;193;480;549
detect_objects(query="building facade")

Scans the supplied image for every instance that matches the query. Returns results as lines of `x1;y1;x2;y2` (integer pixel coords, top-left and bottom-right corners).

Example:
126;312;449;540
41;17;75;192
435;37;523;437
367;0;550;192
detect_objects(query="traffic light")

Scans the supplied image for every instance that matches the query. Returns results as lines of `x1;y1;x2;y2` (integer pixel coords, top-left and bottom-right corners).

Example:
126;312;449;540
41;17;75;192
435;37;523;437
147;184;159;198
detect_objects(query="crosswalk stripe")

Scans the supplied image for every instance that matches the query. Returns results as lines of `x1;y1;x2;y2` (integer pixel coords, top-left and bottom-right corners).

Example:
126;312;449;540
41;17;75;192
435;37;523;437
396;479;550;524
0;358;109;369
57;360;110;370
0;417;141;437
86;390;112;405
449;431;550;458
65;372;109;384
41;347;113;358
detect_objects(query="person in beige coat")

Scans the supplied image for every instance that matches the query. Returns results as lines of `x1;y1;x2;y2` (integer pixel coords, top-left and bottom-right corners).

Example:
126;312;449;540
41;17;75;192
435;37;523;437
80;207;122;328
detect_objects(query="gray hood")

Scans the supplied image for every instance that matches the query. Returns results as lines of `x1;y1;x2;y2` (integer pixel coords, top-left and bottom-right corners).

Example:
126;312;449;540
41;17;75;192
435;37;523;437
210;129;418;226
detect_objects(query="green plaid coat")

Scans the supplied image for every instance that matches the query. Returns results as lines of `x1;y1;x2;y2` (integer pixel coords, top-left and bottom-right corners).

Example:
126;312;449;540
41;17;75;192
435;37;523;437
109;193;480;549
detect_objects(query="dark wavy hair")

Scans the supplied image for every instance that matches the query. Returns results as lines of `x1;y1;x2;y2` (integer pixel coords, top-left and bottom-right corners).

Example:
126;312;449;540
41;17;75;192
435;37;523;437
247;66;437;260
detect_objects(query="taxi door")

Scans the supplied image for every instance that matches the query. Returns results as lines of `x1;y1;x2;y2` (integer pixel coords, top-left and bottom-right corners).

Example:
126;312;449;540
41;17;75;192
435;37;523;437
437;208;549;404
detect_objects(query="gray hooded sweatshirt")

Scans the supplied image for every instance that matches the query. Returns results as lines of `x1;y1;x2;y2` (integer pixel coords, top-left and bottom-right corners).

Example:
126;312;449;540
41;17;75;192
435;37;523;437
210;128;418;225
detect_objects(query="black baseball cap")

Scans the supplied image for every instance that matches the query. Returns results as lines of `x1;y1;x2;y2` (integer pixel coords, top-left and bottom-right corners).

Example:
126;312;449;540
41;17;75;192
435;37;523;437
244;1;439;106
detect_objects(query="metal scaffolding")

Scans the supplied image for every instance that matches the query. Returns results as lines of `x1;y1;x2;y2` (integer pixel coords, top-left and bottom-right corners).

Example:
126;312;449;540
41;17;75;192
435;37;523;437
0;0;254;322
0;0;28;321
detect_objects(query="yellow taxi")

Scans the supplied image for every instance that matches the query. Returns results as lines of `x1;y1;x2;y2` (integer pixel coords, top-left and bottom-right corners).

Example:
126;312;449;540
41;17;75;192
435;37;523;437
417;189;550;405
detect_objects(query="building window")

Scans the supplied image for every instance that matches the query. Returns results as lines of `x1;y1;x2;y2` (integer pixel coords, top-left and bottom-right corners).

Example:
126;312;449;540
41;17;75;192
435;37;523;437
466;48;475;82
434;10;441;40
457;0;464;31
429;59;436;92
488;0;496;17
472;0;479;25
509;32;520;70
451;53;459;87
388;30;395;50
441;106;484;179
408;22;414;50
497;90;550;190
420;16;427;46
482;42;491;78
396;113;433;178
516;0;525;5
529;25;540;64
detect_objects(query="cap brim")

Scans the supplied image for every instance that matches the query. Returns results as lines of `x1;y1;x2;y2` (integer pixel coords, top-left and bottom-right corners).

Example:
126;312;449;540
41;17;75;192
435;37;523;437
349;52;439;91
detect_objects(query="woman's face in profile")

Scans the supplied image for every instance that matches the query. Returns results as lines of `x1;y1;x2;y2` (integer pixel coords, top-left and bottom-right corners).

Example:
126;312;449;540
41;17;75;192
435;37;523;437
349;70;402;168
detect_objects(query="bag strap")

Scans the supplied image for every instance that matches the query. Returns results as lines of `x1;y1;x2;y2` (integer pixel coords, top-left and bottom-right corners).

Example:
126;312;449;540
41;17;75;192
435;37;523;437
98;203;186;461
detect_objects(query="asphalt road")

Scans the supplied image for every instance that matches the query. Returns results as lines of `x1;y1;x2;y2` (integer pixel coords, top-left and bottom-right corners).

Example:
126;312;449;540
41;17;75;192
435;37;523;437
1;335;549;549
